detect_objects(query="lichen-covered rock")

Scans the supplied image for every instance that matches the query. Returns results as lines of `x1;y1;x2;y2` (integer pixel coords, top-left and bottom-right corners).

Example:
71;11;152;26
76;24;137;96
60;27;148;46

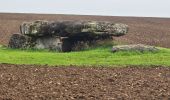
8;34;72;52
83;22;128;36
8;33;32;49
20;20;49;36
109;23;128;36
34;36;72;52
34;36;62;50
112;44;159;52
82;21;112;32
20;21;87;37
20;20;128;37
44;21;85;37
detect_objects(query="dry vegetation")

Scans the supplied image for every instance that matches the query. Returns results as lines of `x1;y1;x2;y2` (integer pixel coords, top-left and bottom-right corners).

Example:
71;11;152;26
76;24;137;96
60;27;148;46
0;13;170;47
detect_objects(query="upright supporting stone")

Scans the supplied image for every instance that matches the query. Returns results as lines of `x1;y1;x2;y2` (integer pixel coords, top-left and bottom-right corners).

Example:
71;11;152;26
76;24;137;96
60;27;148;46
34;36;72;52
8;33;32;49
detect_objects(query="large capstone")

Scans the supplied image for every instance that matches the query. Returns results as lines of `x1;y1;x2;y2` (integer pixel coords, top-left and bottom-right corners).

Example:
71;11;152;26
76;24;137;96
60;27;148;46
109;23;128;36
20;21;128;37
82;22;128;36
112;44;159;52
20;20;49;36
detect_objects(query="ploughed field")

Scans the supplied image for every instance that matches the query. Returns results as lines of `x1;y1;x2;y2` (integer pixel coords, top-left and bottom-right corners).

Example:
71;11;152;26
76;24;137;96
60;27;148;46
0;13;170;100
0;13;170;48
0;64;169;100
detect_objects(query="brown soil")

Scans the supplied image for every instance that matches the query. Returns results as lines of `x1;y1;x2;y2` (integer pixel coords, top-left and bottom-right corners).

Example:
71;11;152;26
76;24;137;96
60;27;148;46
0;13;170;48
0;64;169;100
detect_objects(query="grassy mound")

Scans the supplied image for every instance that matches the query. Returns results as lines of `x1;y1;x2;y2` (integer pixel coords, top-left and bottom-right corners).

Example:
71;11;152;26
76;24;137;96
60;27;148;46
0;45;170;66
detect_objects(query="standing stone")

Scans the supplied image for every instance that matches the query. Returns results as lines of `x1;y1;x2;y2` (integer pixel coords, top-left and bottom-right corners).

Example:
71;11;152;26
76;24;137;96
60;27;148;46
8;33;32;49
34;36;72;52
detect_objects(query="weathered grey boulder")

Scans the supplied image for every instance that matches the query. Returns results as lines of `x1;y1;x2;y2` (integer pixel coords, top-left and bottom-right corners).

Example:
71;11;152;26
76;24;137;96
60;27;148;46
109;23;128;36
44;21;85;37
20;20;128;37
34;36;72;52
20;20;49;36
8;33;32;49
112;44;159;52
83;22;128;36
8;34;72;52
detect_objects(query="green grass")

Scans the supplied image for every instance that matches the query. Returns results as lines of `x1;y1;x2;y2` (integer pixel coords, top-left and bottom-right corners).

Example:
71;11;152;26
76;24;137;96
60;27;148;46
0;46;170;66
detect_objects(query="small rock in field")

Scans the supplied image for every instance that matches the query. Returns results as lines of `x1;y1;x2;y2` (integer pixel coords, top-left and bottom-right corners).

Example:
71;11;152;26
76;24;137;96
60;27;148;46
112;44;159;52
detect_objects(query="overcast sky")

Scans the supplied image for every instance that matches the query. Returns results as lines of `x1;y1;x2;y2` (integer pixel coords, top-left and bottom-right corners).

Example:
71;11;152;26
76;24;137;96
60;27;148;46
0;0;169;17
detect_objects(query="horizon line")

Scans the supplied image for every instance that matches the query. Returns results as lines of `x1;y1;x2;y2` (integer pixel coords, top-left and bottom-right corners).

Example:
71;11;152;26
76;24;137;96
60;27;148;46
0;11;170;19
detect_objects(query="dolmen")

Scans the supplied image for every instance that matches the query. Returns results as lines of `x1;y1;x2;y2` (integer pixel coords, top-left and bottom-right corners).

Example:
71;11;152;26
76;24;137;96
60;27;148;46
9;20;128;52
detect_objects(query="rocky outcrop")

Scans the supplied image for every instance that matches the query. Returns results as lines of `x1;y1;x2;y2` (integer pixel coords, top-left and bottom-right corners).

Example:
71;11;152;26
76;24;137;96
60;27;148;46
112;44;159;52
